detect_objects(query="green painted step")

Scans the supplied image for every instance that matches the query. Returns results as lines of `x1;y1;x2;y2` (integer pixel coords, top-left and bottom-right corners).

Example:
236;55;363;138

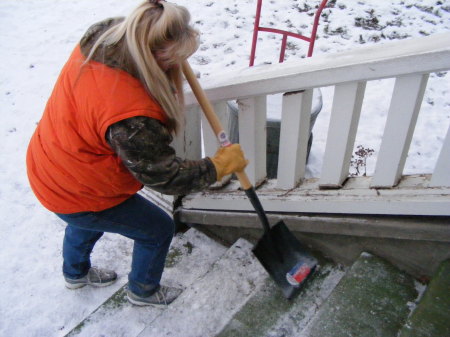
137;238;268;337
216;263;346;337
398;259;450;337
65;228;227;337
303;252;418;337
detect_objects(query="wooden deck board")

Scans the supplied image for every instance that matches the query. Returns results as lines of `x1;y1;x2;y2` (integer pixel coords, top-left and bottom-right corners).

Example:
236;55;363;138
182;175;450;216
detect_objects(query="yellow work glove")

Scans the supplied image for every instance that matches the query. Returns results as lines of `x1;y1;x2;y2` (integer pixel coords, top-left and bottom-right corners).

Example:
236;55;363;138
210;144;248;181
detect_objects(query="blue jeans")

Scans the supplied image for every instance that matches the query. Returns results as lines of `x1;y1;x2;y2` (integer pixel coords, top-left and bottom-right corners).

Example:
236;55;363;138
55;194;175;297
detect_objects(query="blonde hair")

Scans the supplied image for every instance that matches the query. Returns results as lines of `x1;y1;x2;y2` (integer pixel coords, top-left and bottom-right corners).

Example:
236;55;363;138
86;1;199;133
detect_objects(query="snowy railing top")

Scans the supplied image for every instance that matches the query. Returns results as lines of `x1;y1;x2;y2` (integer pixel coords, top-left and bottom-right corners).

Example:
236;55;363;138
184;32;450;105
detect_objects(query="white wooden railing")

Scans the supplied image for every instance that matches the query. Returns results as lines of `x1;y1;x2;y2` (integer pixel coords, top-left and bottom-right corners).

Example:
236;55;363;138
146;32;450;217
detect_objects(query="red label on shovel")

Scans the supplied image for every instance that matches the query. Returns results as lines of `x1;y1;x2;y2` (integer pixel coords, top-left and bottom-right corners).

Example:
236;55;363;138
286;262;311;287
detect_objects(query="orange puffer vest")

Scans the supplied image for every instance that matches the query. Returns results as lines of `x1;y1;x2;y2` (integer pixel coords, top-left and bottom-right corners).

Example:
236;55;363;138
27;45;167;213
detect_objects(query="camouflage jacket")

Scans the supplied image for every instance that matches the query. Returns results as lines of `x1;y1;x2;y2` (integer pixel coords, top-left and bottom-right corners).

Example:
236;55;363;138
80;18;216;195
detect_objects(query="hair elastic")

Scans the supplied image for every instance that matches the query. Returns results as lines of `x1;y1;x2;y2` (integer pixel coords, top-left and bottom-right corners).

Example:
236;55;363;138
149;0;164;5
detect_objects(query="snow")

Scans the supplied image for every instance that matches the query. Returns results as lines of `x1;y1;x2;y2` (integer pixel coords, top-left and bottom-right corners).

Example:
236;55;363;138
61;229;229;337
138;238;267;337
0;0;448;336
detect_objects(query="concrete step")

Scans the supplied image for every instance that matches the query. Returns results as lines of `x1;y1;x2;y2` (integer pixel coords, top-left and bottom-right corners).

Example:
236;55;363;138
398;259;450;337
137;238;268;337
302;252;419;337
65;228;227;337
216;263;346;337
65;232;446;337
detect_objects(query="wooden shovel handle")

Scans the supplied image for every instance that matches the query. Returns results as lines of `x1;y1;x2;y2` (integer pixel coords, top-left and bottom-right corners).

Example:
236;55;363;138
182;61;252;190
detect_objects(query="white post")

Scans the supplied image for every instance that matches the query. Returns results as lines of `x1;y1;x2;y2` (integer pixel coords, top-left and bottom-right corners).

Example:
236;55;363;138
172;105;202;160
238;96;267;186
201;101;232;157
319;81;366;188
277;90;313;189
371;74;429;188
430;124;450;187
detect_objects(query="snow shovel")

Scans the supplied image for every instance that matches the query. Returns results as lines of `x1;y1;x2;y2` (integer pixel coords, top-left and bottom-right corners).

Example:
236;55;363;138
182;61;317;299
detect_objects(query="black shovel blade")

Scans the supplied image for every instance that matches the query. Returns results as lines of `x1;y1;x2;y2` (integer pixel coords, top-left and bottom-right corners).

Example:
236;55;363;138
252;221;317;299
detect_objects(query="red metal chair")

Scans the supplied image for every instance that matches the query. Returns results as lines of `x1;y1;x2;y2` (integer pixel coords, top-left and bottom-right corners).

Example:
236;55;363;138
249;0;329;66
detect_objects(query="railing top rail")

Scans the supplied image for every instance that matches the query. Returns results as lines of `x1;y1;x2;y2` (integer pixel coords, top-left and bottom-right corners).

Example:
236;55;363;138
185;32;450;106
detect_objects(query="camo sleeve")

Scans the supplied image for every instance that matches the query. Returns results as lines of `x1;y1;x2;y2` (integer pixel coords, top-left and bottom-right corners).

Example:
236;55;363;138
106;116;217;195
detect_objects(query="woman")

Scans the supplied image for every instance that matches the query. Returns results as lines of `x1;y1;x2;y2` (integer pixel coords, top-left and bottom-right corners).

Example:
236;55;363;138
26;0;247;307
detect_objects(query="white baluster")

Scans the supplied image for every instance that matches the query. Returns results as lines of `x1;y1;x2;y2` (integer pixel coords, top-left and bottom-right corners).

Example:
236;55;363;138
430;124;450;187
319;81;366;188
201;101;231;157
238;96;267;186
172;105;202;160
371;74;429;188
277;90;313;189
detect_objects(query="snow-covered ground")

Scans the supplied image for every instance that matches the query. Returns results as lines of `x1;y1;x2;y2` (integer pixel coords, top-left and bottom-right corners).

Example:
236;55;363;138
0;0;448;336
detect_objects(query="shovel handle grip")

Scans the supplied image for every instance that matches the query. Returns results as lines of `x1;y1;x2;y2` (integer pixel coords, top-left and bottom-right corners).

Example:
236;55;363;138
182;61;252;190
